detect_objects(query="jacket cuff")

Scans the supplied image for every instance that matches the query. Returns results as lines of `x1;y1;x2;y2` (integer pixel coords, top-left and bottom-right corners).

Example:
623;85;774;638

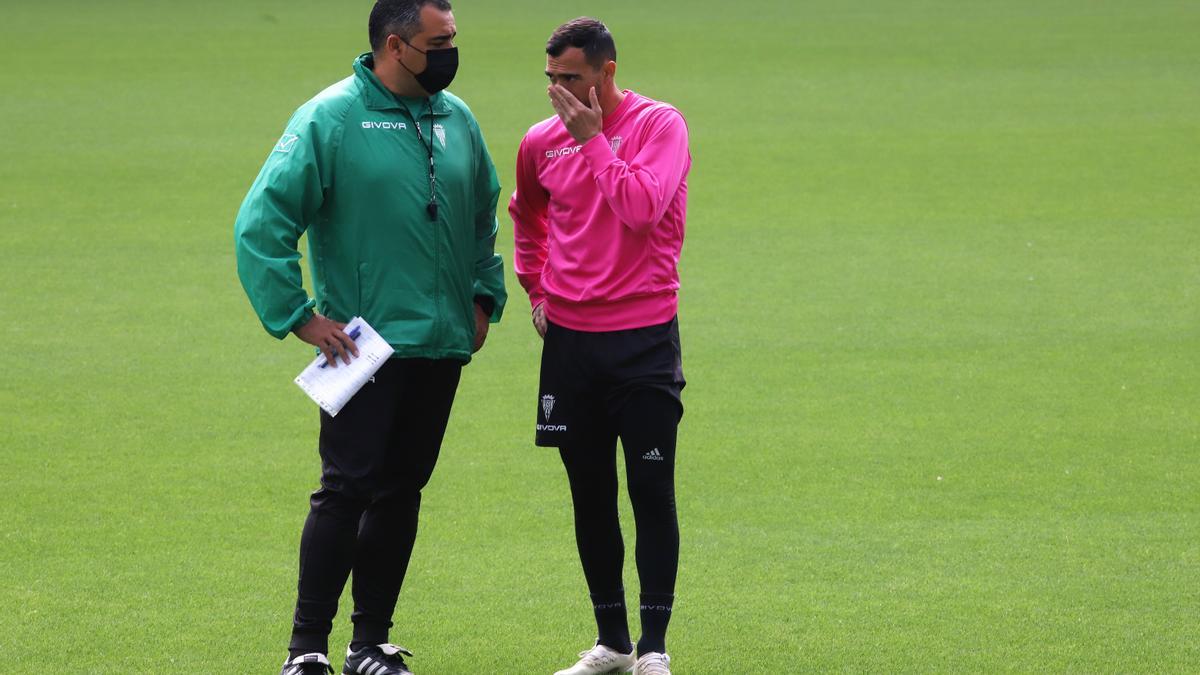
284;300;317;337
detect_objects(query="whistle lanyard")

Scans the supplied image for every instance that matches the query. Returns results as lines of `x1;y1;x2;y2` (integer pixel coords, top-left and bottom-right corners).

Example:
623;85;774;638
406;98;438;221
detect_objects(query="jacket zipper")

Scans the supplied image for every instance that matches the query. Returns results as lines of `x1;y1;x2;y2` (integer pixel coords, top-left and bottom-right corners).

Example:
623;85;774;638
425;107;443;349
404;102;444;352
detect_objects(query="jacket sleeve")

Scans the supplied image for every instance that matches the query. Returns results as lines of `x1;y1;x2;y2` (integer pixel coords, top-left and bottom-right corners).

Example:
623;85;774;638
233;108;332;339
578;107;690;235
509;134;551;309
470;120;507;323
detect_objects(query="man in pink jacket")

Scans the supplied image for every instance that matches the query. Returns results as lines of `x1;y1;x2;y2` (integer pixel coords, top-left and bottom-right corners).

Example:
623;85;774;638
509;17;691;675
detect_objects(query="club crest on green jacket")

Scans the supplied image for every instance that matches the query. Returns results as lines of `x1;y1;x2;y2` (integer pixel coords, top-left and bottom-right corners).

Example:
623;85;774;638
235;53;506;363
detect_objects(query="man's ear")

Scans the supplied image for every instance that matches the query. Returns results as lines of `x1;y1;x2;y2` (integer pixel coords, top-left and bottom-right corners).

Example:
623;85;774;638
386;34;404;60
604;60;617;81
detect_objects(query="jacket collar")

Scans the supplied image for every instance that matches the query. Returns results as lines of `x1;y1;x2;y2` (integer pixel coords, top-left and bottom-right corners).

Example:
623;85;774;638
354;53;452;115
603;90;637;130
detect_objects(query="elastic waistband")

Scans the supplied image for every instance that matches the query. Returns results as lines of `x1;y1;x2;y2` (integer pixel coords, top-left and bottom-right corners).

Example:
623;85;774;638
546;293;678;332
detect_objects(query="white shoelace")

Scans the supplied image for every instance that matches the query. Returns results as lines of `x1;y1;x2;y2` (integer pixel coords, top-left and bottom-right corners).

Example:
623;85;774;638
635;653;671;675
285;653;332;674
579;646;616;665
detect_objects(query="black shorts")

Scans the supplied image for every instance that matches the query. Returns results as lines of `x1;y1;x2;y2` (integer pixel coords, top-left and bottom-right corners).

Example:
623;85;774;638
535;316;685;447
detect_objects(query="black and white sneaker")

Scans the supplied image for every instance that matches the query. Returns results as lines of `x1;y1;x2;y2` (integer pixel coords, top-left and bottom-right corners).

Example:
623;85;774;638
342;643;415;675
281;653;334;675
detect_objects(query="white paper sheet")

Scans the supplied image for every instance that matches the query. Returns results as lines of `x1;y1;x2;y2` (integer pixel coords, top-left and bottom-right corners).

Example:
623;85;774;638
293;317;394;417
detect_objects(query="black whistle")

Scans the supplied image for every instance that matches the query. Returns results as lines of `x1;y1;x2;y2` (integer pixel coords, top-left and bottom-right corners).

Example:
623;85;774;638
427;202;438;220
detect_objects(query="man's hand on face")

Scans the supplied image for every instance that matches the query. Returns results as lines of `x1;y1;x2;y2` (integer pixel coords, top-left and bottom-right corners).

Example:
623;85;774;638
532;303;548;339
293;313;360;368
548;84;603;144
473;302;490;353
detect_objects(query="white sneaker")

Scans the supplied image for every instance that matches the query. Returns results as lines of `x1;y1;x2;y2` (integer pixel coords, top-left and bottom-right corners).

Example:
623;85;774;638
553;642;636;675
631;652;671;675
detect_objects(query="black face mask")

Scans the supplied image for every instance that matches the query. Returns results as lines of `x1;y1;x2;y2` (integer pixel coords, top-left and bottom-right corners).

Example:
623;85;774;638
400;39;459;94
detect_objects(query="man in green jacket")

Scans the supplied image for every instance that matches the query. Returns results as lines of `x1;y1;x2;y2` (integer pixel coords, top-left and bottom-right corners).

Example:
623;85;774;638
233;2;504;674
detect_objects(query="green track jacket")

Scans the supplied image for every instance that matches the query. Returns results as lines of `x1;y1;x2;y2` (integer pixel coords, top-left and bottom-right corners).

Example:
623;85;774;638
235;54;506;362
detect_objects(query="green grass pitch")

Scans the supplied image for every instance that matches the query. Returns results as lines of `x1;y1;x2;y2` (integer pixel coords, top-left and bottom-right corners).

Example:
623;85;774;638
1;0;1197;672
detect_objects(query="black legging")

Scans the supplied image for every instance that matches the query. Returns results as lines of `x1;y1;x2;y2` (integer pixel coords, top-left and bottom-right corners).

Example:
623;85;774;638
559;388;680;654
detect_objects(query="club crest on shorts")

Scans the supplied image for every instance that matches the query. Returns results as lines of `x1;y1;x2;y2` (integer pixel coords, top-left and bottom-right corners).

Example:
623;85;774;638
541;394;556;421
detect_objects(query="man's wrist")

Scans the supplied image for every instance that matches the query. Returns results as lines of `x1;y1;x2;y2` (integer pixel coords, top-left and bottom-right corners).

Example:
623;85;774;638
290;307;316;334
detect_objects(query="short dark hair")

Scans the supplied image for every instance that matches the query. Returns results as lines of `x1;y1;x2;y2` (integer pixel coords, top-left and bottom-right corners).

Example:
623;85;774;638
369;0;452;51
546;17;616;69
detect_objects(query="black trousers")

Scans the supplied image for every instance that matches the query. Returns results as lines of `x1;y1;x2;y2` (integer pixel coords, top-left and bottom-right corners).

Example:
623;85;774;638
288;358;462;655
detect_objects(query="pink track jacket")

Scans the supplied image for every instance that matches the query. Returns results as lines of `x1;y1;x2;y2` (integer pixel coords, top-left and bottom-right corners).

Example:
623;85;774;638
510;90;691;331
